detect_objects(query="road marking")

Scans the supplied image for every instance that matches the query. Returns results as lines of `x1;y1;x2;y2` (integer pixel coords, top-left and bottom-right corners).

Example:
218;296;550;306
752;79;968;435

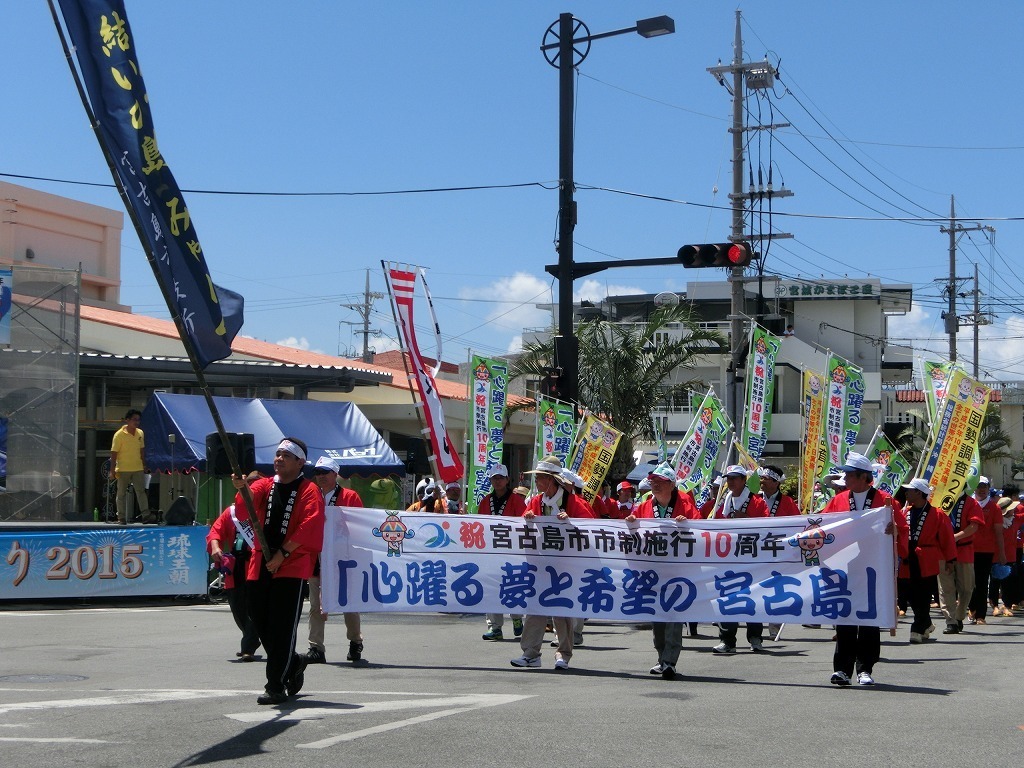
0;737;114;744
298;706;477;747
0;689;241;715
223;693;531;747
226;693;529;725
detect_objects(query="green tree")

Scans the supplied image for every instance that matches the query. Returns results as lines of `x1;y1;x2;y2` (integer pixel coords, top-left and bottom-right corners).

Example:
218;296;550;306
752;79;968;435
510;304;725;481
979;405;1013;465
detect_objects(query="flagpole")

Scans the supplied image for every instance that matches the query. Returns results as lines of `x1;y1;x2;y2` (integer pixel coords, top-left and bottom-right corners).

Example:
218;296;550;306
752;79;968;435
49;0;268;553
381;261;440;486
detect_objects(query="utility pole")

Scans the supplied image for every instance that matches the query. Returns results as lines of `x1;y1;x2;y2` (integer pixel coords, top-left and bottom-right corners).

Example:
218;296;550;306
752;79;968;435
341;269;384;363
708;10;792;428
938;196;985;365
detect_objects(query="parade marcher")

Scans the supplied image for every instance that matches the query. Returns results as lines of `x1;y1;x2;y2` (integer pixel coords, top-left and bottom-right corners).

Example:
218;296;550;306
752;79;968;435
479;464;526;641
445;481;466;514
990;493;1024;616
234;437;325;705
607;480;637;520
406;477;433;511
968;477;1007;624
556;468;589;647
710;465;770;654
899;478;956;644
304;456;366;665
822;452;905;686
937;490;984;633
637;477;652;504
510;455;594;671
625;462;700;679
206;471;263;661
757;465;801;517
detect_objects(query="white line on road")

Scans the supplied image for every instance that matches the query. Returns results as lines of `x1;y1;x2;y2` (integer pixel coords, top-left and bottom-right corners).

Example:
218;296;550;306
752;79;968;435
0;689;241;715
297;706;477;748
225;693;530;725
0;737;115;744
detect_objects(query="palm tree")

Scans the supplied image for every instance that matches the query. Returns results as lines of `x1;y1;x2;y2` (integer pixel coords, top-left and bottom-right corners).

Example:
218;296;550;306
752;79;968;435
510;304;726;480
979;405;1013;465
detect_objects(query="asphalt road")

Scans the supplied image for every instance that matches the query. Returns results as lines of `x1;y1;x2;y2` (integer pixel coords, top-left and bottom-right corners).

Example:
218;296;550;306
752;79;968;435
1;599;1022;767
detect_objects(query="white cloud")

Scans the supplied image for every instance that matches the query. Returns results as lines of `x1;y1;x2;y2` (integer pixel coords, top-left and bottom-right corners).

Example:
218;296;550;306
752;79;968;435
889;305;1024;380
459;272;555;336
575;278;645;303
276;336;311;351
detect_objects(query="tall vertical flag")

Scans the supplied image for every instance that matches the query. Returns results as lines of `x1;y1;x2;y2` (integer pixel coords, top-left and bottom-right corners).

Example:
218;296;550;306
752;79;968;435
823;353;865;474
740;326;782;460
864;427;912;497
672;389;732;508
799;369;828;513
535;396;576;469
920;359;980;489
920;368;991;512
54;0;242;368
922;360;953;424
384;264;464;485
0;267;12;345
652;415;669;464
568;414;623;503
466;355;508;514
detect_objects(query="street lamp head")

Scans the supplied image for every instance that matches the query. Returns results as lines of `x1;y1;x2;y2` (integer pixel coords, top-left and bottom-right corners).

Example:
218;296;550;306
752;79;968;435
636;15;675;38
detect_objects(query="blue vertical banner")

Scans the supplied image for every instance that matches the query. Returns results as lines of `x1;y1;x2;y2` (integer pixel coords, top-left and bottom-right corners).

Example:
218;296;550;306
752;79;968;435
55;1;243;368
0;267;12;345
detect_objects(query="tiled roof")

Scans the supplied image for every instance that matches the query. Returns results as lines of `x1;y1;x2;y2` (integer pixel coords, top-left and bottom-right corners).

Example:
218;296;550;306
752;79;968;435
79;304;470;400
373;350;461;374
895;389;1001;403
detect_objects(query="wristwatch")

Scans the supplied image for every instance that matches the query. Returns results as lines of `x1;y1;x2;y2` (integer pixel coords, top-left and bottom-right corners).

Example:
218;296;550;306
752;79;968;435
280;549;291;559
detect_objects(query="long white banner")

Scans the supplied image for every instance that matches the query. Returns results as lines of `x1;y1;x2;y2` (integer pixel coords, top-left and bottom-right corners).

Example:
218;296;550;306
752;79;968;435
322;508;896;627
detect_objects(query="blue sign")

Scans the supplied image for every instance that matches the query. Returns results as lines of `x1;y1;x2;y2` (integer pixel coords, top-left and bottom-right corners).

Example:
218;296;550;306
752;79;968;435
0;527;210;599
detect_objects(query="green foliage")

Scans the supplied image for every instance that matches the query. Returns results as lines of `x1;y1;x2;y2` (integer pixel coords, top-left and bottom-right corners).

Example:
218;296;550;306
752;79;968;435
510;304;725;480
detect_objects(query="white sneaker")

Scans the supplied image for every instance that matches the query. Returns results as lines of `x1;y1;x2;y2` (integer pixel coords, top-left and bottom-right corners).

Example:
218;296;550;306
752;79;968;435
923;624;936;639
909;632;924;644
830;671;851;686
711;643;736;655
649;662;666;675
553;658;569;670
857;671;875;686
750;638;766;653
510;654;541;668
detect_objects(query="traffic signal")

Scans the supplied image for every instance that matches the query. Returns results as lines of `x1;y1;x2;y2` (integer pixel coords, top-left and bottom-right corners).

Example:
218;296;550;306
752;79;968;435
539;367;563;400
677;241;753;269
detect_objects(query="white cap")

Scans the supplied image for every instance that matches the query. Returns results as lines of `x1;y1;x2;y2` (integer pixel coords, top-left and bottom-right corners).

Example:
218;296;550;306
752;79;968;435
901;478;932;496
723;465;748;478
840;452;874;473
638;478;651;492
487;464;509;478
314;456;339;473
977;475;991;486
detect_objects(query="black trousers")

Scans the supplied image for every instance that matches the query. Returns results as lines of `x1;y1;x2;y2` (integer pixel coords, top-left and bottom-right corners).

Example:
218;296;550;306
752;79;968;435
719;622;763;647
246;573;306;694
907;556;937;634
226;551;260;655
990;549;1023;608
970;552;994;618
833;624;880;676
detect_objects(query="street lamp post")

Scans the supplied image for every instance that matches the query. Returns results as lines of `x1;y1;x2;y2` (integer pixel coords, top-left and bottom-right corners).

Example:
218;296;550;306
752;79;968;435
541;13;674;406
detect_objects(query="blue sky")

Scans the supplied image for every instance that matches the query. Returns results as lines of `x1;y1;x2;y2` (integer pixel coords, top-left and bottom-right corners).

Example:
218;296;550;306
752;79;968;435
4;1;1024;378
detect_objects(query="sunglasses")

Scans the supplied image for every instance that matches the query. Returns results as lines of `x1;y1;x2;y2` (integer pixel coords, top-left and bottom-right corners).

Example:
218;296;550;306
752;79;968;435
313;468;334;475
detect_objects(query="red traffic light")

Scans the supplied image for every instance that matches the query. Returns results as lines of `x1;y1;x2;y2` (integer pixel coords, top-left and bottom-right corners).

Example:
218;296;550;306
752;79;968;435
677;242;753;269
